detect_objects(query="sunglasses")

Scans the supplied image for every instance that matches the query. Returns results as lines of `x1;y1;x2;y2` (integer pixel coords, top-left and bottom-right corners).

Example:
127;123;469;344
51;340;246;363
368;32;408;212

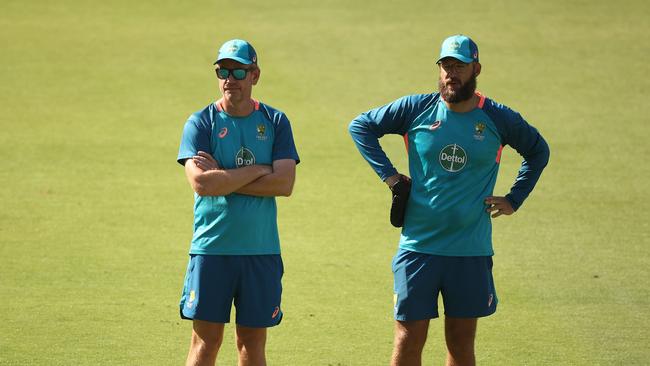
215;67;253;80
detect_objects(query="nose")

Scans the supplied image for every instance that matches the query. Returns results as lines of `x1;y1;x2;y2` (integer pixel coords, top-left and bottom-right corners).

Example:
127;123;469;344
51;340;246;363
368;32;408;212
445;67;459;76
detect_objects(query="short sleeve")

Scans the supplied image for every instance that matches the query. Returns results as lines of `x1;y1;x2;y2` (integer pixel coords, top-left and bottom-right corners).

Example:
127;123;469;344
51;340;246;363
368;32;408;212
177;115;211;165
272;114;300;164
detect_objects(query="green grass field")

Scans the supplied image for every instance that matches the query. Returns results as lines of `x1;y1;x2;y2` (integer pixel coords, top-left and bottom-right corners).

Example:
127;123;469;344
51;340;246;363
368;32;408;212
1;0;649;364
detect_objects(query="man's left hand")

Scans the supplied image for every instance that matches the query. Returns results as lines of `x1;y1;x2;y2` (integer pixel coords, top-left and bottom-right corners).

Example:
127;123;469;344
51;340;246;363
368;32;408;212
484;196;514;218
193;151;220;171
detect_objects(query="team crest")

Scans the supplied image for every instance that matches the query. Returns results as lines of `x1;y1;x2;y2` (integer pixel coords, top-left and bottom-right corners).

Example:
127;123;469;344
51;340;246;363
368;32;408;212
186;290;196;309
256;124;268;141
473;122;486;141
450;41;461;51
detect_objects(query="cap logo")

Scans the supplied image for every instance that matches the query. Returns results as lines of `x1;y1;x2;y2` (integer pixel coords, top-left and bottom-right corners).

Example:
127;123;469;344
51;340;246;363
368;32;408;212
228;44;238;53
450;41;461;51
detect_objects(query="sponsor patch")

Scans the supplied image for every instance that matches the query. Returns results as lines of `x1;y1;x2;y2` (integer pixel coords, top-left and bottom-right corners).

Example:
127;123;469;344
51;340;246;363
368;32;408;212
235;147;255;167
439;144;467;172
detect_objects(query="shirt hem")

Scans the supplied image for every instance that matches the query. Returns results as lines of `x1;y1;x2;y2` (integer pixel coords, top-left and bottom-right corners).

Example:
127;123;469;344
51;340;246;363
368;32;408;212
398;245;494;257
189;249;281;256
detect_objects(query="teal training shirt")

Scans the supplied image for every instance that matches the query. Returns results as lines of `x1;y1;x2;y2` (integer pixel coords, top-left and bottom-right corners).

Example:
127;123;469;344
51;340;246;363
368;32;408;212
178;99;300;255
349;93;549;256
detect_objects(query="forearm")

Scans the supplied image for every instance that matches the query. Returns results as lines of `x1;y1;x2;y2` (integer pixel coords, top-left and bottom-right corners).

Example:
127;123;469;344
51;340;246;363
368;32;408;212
236;159;296;197
509;134;550;210
192;164;272;196
349;120;399;181
236;172;294;197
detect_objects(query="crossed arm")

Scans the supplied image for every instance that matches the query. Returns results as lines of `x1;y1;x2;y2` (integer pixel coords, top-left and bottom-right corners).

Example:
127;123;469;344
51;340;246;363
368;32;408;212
184;151;296;197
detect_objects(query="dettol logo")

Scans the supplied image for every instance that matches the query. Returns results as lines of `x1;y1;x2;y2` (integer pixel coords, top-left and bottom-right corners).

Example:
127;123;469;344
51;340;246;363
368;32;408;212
439;144;467;172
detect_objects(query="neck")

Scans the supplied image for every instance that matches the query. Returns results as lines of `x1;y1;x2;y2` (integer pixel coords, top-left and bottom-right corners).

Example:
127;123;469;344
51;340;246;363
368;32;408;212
444;93;479;113
220;98;255;117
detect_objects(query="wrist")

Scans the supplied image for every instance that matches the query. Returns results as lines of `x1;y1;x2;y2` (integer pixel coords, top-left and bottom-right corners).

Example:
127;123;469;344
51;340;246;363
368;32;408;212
385;174;401;187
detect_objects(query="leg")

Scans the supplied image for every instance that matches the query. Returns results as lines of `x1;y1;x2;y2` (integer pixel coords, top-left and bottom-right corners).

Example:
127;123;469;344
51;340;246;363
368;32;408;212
444;317;477;366
235;325;267;366
186;319;225;366
391;319;430;366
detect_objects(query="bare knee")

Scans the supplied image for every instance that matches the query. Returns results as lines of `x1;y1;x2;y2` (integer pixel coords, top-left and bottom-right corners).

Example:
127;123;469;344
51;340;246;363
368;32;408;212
187;320;224;364
236;326;267;351
235;325;267;366
190;330;223;354
445;317;477;366
394;320;429;354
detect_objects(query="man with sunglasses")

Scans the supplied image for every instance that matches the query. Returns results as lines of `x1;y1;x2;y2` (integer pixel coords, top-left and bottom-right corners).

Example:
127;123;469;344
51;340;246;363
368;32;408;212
349;35;549;365
177;39;299;366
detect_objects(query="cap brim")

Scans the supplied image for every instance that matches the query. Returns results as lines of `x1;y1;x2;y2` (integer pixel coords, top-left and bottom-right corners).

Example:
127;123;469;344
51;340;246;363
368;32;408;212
436;53;474;64
213;56;253;65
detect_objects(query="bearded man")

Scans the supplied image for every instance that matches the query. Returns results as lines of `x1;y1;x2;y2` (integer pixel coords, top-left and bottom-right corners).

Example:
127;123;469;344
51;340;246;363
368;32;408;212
349;34;550;366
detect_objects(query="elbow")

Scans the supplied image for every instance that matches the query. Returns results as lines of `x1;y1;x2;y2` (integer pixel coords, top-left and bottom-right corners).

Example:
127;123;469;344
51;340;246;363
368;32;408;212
348;119;362;136
191;176;214;196
280;180;295;197
192;182;210;196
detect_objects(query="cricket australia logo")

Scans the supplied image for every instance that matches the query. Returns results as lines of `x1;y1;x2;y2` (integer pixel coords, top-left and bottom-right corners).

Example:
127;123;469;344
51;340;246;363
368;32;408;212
439;144;467;172
474;122;486;141
256;124;268;141
236;147;255;167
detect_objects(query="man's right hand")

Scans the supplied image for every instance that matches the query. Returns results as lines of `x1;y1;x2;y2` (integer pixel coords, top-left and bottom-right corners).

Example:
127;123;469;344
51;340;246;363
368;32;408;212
386;174;411;228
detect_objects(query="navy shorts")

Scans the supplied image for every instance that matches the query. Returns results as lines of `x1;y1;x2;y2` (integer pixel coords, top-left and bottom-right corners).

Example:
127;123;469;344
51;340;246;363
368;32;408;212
179;254;284;328
392;248;497;320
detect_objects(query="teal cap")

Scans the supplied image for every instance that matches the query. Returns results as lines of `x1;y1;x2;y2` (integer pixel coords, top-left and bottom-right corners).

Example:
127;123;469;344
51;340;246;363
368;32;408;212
437;35;479;64
214;39;258;65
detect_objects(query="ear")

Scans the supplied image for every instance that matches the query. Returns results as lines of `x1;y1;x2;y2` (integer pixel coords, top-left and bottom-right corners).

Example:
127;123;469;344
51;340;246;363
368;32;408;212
251;68;261;85
473;62;482;77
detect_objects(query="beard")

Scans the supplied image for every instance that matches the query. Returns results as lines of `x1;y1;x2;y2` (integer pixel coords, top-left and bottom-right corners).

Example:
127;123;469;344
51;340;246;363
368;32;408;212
438;73;477;103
